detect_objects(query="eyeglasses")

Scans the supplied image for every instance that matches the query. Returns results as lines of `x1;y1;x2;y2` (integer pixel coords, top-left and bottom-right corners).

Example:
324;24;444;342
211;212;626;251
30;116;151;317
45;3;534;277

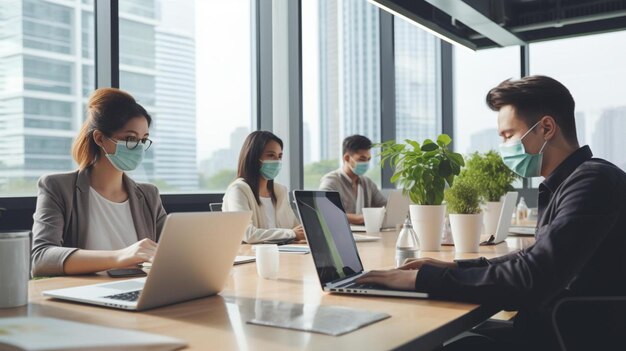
110;136;153;151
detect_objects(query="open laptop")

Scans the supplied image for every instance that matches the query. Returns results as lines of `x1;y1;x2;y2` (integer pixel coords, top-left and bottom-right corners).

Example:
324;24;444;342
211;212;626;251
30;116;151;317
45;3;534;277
294;190;427;298
481;191;518;245
43;211;252;311
350;190;410;232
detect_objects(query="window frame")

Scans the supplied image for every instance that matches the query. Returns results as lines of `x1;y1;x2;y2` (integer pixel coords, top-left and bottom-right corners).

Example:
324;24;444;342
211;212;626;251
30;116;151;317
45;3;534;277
0;0;541;231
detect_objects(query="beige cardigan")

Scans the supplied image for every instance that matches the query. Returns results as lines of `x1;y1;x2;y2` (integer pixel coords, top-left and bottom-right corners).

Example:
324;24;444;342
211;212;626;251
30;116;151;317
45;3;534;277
222;178;299;243
31;168;167;277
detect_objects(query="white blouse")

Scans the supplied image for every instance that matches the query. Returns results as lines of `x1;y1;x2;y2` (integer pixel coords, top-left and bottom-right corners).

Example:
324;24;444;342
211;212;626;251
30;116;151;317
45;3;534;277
85;187;138;250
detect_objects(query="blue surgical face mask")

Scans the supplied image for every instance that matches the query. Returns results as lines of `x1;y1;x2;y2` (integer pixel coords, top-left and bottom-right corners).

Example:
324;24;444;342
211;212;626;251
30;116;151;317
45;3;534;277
260;160;282;180
102;137;145;172
499;121;548;178
351;159;370;176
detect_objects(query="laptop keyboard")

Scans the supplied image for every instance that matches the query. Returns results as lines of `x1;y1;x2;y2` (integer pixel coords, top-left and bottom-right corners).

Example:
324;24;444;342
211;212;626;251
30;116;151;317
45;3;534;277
104;290;142;302
343;282;392;291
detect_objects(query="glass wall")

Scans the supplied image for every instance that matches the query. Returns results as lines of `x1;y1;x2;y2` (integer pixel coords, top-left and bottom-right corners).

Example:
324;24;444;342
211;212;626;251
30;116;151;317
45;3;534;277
0;0;94;196
530;31;626;171
302;0;383;189
394;17;440;143
116;0;254;192
453;46;520;156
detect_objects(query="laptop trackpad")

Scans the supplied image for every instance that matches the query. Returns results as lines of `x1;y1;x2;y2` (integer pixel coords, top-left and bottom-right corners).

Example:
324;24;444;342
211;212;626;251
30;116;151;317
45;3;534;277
100;280;145;291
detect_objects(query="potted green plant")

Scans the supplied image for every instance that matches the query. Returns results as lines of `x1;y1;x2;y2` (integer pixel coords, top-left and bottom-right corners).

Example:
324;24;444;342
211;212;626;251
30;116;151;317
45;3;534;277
379;134;464;251
445;178;483;253
461;151;519;236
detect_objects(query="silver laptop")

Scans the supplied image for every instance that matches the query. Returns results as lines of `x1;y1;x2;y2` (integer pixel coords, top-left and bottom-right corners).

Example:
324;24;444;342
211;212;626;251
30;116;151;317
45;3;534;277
294;190;427;299
350;190;410;232
43;211;252;311
482;191;518;245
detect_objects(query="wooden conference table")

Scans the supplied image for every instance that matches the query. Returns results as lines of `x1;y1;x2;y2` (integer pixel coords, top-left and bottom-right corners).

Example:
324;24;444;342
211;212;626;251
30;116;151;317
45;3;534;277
1;232;534;351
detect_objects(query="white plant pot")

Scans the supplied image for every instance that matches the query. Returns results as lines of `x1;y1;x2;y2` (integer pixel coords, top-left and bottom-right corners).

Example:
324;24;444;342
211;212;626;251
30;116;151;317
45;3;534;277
409;204;446;251
483;201;503;236
450;213;483;253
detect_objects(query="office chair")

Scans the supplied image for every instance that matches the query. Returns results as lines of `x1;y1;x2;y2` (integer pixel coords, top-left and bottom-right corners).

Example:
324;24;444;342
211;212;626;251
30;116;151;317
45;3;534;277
551;296;626;351
209;203;223;212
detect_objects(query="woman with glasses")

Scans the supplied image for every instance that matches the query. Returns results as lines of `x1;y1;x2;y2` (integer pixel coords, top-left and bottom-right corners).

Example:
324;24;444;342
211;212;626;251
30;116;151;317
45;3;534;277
222;131;305;243
31;88;165;277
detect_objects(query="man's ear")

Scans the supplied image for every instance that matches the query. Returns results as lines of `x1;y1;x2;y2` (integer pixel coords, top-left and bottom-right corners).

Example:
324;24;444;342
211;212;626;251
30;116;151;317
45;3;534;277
540;116;558;141
343;153;351;164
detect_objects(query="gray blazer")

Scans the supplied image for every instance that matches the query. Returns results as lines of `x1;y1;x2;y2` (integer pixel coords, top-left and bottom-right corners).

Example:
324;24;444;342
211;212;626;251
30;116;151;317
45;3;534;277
319;168;387;214
31;168;167;277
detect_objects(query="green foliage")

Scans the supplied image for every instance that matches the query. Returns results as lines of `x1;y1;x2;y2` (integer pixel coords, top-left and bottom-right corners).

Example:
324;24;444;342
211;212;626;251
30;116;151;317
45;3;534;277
200;169;238;191
461;150;519;202
378;134;464;206
303;159;339;189
445;178;481;214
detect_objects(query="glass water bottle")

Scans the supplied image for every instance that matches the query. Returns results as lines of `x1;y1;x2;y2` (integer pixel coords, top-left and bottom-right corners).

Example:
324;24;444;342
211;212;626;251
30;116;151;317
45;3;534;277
396;216;419;267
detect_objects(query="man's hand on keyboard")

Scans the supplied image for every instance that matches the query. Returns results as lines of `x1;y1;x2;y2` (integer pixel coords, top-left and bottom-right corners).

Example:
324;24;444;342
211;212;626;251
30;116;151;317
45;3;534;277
355;269;417;291
399;258;458;270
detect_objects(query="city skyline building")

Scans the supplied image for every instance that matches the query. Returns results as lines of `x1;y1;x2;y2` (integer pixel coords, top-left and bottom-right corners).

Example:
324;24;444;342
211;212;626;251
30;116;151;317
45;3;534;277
0;0;198;193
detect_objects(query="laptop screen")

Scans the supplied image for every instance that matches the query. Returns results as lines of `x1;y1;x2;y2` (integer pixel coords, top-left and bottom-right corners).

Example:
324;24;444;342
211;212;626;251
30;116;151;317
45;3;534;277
294;191;364;286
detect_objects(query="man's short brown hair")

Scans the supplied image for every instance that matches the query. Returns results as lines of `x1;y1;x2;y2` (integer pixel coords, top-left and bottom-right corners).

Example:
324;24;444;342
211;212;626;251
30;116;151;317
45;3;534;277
486;75;578;142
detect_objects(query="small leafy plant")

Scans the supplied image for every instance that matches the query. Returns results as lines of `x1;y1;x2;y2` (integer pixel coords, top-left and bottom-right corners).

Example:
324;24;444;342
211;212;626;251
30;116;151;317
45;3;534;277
462;151;519;202
445;178;481;214
378;134;464;206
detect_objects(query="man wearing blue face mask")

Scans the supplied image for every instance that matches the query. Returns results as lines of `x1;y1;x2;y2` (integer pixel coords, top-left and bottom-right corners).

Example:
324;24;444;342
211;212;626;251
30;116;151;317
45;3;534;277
356;76;626;350
319;135;387;225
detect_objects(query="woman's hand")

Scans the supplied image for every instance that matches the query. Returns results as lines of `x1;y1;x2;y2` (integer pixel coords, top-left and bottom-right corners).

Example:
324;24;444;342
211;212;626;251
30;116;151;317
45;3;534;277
399;257;458;270
114;239;158;267
293;225;306;241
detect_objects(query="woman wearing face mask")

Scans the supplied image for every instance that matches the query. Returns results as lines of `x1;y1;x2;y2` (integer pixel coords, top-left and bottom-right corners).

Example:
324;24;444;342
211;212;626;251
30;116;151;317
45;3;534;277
222;131;304;244
31;88;166;277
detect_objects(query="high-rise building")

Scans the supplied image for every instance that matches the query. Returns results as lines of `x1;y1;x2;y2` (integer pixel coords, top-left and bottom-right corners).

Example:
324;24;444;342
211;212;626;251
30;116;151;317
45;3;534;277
575;111;586;146
318;0;380;162
394;18;439;142
468;128;500;154
0;0;89;194
154;0;197;190
318;0;340;161
200;126;250;178
592;106;626;170
0;0;198;193
317;0;438;162
339;0;380;143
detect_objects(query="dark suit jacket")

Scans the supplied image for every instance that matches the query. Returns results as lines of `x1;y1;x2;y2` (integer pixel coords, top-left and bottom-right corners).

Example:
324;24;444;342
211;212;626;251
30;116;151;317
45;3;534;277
414;146;626;347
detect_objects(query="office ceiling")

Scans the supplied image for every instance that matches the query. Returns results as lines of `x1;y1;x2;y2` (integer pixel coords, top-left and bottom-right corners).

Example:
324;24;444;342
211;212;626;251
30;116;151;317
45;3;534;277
371;0;626;50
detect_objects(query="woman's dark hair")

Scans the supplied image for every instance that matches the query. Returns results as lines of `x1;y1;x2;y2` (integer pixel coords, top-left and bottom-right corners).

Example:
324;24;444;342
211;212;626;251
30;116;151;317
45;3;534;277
237;131;284;205
72;88;151;169
343;135;372;155
486;75;578;143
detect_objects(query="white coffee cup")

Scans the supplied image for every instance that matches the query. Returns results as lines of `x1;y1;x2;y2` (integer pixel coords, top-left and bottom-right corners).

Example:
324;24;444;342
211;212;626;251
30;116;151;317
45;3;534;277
255;244;279;279
362;207;386;233
0;231;30;309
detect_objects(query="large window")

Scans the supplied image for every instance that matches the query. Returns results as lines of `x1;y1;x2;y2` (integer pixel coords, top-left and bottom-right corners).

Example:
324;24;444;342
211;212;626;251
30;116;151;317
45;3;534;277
117;0;254;192
453;46;520;155
302;0;382;189
530;31;626;171
0;0;94;196
394;17;440;143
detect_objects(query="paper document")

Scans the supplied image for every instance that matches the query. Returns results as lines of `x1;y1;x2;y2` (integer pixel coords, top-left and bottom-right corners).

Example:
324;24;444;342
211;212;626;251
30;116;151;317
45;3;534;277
234;255;256;264
277;245;310;254
247;301;390;336
0;317;186;351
